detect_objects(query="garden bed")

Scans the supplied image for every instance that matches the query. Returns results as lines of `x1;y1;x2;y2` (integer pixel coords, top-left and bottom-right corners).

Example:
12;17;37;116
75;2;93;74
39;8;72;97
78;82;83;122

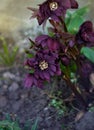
0;66;78;130
0;65;94;130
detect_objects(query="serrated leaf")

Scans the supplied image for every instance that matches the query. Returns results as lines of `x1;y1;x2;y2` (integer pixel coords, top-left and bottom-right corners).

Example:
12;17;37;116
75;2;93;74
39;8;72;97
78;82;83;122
81;47;94;63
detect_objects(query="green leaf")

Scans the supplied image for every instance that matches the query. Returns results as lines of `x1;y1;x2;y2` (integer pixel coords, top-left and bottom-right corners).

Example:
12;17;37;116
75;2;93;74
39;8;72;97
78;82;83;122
89;106;94;112
48;31;55;37
65;10;72;25
29;69;35;74
5;113;11;122
67;15;84;34
0;52;10;65
91;47;94;50
10;46;19;63
81;47;94;63
69;60;77;73
24;120;31;130
65;6;89;34
27;53;34;58
74;5;89;16
31;118;38;130
13;122;21;130
60;62;71;77
60;62;67;73
0;36;18;66
0;120;21;130
60;60;77;79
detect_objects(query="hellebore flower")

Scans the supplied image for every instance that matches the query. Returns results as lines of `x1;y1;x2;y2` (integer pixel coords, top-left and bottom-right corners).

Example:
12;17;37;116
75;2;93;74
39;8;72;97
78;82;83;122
80;62;93;78
79;61;93;92
76;21;94;46
35;35;60;51
24;74;44;88
29;0;78;25
61;55;70;66
24;50;61;87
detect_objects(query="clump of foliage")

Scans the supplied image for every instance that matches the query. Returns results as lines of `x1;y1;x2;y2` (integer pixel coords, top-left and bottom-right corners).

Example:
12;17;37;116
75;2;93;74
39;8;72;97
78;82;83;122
50;98;68;116
0;120;38;130
0;120;21;130
0;114;38;130
0;36;18;66
24;0;94;109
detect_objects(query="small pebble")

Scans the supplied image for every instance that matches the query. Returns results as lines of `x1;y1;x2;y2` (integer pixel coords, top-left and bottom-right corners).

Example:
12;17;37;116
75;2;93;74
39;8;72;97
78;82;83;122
3;72;15;79
9;82;19;92
0;96;7;108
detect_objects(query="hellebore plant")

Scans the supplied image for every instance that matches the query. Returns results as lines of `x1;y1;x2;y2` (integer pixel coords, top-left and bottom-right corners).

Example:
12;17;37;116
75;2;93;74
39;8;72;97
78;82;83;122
28;0;78;25
25;0;94;108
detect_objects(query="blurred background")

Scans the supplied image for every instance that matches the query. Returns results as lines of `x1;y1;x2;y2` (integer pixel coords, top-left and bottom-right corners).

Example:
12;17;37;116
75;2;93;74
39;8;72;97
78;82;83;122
0;0;44;52
0;0;94;56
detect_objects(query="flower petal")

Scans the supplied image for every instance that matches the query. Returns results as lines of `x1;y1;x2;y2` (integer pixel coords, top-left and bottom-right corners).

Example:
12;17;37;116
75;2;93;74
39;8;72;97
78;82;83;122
42;71;50;81
35;35;48;45
56;65;61;75
24;74;33;88
70;0;78;8
50;65;56;72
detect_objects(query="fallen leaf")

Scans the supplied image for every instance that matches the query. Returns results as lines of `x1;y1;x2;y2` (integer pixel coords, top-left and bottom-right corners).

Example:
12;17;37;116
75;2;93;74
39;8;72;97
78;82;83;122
75;111;85;122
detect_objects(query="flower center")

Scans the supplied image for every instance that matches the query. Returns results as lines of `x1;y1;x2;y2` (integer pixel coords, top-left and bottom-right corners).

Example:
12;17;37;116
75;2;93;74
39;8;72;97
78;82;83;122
39;60;48;70
49;2;58;11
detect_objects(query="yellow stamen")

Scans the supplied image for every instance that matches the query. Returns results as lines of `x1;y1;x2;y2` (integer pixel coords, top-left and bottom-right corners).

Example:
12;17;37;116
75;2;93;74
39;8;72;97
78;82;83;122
39;60;48;70
49;2;58;11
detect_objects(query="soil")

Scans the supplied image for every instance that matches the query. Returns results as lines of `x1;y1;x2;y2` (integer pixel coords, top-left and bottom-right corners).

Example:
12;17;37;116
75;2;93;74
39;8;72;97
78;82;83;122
0;65;94;130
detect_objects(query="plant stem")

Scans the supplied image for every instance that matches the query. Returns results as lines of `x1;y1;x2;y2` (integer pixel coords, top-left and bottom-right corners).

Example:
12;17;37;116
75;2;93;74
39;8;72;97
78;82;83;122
59;17;68;32
63;75;88;109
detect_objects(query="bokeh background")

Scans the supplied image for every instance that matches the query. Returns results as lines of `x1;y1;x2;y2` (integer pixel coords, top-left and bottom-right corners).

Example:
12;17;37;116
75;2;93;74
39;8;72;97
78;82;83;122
0;0;94;50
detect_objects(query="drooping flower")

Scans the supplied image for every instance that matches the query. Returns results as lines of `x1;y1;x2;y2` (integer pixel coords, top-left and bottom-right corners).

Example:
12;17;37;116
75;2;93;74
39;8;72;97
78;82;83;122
29;0;78;25
78;59;93;92
78;56;93;78
24;74;44;88
24;50;61;88
61;55;70;66
80;62;93;78
76;21;94;46
35;35;60;51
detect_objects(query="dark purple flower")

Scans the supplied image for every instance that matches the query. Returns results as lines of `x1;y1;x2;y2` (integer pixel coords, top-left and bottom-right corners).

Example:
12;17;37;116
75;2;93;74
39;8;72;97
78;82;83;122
24;74;44;88
24;50;61;87
29;0;78;25
61;55;70;66
80;62;92;78
35;35;60;51
70;0;78;8
79;61;93;91
76;21;94;46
